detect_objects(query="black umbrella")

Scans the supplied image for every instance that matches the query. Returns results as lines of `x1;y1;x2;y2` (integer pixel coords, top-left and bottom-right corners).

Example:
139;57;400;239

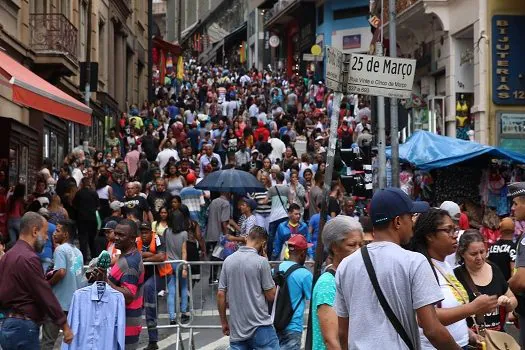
195;168;266;194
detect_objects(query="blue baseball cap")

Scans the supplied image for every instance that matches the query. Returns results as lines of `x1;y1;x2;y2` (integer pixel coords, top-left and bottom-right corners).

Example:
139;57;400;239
370;187;429;226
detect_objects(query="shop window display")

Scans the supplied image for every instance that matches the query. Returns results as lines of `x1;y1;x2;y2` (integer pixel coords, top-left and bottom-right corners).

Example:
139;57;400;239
455;93;474;140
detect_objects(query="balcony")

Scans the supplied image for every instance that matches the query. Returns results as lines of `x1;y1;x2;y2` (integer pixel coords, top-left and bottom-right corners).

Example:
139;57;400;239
29;13;79;76
263;0;298;26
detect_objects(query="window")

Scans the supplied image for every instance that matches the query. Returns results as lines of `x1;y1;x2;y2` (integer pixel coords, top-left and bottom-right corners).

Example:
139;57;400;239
317;4;324;26
333;6;369;21
98;20;106;84
79;0;88;61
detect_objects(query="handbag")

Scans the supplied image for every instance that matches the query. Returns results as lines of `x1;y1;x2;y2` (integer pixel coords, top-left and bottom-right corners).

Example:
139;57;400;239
361;246;415;350
457;265;520;350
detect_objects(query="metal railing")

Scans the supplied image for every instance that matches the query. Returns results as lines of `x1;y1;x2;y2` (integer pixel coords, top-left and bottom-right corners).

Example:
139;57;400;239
29;13;79;61
131;259;312;350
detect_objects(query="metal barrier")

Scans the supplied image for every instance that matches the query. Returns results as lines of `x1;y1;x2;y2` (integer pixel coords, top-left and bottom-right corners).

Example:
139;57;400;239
98;259;313;350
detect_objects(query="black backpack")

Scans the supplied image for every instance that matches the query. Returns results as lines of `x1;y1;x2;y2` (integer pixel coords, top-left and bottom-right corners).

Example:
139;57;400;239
271;263;305;332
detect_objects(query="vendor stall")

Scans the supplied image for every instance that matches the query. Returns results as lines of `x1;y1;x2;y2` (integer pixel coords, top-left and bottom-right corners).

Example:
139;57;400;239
387;131;525;212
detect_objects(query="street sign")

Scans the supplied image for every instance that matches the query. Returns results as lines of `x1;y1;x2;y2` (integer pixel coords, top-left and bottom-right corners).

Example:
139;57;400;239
325;47;344;92
303;53;324;61
347;53;416;98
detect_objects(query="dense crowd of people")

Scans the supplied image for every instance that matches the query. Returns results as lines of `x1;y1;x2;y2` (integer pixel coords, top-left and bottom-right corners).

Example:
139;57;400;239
1;62;525;350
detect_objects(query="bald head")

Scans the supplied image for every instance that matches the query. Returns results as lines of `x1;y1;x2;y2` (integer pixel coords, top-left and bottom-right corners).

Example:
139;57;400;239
20;212;46;236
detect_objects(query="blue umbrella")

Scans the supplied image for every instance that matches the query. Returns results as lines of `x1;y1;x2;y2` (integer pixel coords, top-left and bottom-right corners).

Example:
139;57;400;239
195;169;266;194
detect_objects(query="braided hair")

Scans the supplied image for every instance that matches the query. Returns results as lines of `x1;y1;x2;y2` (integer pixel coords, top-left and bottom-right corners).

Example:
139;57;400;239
408;208;452;282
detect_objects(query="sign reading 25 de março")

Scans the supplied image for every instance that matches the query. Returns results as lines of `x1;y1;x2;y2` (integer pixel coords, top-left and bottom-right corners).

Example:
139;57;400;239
347;53;416;99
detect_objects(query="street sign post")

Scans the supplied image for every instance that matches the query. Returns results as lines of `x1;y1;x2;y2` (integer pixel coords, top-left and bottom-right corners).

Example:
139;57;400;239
303;53;324;61
347;53;416;98
325;47;344;92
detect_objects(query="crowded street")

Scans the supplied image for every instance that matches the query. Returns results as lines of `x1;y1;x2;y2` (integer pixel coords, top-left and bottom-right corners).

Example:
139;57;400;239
2;0;525;350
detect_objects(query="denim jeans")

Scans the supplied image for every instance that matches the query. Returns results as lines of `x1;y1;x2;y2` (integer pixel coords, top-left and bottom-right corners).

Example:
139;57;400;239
7;217;20;244
230;325;280;350
167;263;188;320
277;330;302;350
144;274;166;342
0;318;40;350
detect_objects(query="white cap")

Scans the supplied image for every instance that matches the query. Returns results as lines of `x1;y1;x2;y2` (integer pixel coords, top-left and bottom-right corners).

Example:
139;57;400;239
440;201;461;222
110;201;124;211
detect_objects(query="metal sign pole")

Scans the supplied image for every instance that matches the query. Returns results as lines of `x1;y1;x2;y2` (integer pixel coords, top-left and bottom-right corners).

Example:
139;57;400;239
389;0;400;187
305;91;342;350
376;42;387;189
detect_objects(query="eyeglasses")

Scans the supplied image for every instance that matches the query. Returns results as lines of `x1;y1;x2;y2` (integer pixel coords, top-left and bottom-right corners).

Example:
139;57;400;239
436;227;459;237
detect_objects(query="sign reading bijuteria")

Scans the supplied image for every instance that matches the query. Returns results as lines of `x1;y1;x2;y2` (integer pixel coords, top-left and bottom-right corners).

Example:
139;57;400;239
347;53;416;98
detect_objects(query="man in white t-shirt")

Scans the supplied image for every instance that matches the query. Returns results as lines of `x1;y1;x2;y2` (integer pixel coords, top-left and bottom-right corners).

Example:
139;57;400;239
268;131;285;164
335;188;460;349
155;141;180;176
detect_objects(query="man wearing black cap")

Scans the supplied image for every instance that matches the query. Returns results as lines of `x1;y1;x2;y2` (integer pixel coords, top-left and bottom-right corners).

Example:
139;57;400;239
507;182;525;345
335;188;460;349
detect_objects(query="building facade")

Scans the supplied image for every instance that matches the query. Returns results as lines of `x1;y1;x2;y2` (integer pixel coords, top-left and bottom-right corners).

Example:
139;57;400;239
0;0;149;191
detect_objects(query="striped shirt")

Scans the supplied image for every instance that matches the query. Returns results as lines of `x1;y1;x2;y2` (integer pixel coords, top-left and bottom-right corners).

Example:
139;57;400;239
252;191;271;216
109;250;144;347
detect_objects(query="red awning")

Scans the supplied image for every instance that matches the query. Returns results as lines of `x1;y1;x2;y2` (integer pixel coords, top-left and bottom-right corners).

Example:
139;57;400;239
0;50;92;126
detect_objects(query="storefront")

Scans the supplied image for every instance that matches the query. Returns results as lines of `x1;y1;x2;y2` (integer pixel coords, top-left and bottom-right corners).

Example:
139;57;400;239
490;13;525;152
0;50;92;192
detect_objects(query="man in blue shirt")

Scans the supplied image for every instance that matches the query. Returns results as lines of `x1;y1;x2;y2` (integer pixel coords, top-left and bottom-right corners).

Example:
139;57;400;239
276;235;312;350
272;204;309;260
308;202;331;259
42;219;84;350
37;208;56;273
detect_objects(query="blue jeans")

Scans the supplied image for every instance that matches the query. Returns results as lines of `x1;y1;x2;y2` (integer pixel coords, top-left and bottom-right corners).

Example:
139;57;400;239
7;218;20;244
144;274;166;342
278;330;302;350
230;325;280;350
0;318;40;350
167;263;188;320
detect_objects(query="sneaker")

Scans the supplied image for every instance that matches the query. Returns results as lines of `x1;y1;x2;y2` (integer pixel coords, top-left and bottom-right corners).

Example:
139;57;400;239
170;319;177;325
144;342;159;350
181;314;190;324
157;290;166;297
209;279;219;285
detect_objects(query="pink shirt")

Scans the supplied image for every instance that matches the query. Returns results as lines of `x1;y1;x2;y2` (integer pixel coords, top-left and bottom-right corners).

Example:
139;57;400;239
124;150;140;177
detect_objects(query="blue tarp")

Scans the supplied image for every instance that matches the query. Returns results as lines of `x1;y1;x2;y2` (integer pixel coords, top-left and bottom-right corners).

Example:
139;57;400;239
386;131;525;170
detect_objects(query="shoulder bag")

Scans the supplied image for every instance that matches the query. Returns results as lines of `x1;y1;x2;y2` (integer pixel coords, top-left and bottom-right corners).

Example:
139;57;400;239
362;246;415;350
457;265;520;350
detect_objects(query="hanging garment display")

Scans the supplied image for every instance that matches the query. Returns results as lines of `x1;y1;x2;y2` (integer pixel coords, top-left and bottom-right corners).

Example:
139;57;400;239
62;282;126;350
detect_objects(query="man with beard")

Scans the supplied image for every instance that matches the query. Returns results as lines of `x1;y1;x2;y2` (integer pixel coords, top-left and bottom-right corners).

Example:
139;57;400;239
0;212;74;348
121;181;152;223
147;178;172;222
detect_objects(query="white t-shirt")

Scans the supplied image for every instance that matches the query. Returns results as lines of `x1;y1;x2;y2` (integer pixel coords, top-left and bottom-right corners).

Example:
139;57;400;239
335;242;444;349
269;138;286;163
419;259;469;349
156;149;180;175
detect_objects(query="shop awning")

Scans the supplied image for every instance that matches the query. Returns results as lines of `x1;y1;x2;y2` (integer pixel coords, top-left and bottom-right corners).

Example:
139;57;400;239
224;22;247;46
0;50;92;126
386;131;525;170
181;20;201;44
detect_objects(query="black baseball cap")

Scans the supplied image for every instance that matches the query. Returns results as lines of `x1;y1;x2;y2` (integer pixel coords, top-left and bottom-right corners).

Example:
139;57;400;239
370;187;429;226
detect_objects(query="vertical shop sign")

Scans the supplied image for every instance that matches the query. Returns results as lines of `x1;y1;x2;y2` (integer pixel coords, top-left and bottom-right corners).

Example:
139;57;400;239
492;15;525;105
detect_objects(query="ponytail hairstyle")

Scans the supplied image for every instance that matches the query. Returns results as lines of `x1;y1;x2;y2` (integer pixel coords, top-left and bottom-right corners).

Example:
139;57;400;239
408;208;452;282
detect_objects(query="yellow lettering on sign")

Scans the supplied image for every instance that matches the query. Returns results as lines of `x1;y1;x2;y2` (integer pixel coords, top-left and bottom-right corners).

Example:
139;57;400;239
497;52;510;59
496;68;509;75
498;92;510;99
498;36;509;43
497;84;510;91
496;44;510;50
497;60;509;67
499;76;508;83
496;20;509;26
